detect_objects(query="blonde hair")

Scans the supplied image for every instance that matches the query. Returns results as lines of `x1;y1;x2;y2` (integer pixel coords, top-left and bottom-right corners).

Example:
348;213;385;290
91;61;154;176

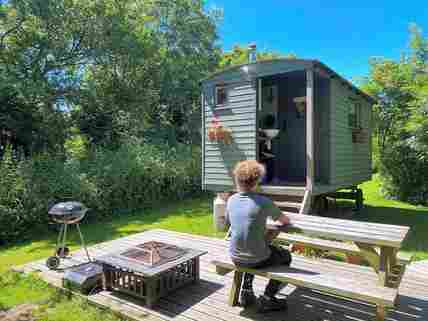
233;160;265;191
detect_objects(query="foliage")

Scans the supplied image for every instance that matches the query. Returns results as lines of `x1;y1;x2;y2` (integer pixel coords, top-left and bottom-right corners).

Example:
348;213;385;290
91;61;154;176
0;140;202;244
0;0;221;151
363;24;428;204
219;44;296;68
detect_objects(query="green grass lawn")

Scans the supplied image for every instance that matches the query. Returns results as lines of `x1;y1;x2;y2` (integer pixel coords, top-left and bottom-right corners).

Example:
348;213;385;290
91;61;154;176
358;176;428;260
1;177;428;318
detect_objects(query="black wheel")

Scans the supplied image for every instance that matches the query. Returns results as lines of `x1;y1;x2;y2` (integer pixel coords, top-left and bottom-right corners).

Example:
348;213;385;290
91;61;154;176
355;188;364;211
46;256;60;270
56;246;70;258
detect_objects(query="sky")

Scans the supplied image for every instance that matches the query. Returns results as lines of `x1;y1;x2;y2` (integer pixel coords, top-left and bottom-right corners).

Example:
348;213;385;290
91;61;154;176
207;1;428;82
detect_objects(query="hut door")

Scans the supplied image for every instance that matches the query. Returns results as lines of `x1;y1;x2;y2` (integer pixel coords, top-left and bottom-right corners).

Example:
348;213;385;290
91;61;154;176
275;76;307;183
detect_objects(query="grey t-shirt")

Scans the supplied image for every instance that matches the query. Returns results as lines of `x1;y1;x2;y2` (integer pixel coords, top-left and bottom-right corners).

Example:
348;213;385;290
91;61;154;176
227;192;282;265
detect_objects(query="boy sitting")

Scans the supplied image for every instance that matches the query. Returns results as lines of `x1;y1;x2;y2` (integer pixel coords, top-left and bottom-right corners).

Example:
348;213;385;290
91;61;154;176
227;160;291;312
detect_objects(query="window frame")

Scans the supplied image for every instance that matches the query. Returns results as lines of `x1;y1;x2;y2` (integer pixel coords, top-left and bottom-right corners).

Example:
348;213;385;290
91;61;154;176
348;101;362;129
215;85;228;107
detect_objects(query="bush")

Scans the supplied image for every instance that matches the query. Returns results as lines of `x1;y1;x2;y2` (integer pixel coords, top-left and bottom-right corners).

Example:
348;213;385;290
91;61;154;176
379;141;428;204
0;140;202;244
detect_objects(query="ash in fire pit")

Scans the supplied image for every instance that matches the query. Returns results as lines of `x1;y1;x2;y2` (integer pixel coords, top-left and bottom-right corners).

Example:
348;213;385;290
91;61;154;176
120;241;187;267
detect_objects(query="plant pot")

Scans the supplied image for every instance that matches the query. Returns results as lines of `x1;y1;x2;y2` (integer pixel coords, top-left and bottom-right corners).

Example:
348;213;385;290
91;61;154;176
290;243;305;253
346;254;363;265
215;126;225;140
207;127;216;141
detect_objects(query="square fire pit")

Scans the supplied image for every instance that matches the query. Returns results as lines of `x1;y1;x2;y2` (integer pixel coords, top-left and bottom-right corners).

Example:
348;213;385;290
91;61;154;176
96;241;206;307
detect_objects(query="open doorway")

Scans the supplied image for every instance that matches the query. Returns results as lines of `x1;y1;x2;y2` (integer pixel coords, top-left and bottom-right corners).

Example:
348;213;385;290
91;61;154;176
258;71;307;186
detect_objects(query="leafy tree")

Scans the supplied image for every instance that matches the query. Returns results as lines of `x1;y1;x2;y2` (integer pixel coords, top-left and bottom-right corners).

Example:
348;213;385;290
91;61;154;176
220;44;296;68
363;24;428;203
1;0;221;151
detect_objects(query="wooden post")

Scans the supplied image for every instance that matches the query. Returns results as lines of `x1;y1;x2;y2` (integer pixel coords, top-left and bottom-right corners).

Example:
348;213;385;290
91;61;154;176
379;247;394;287
306;69;315;194
145;278;157;308
193;257;200;283
228;271;243;306
376;305;386;321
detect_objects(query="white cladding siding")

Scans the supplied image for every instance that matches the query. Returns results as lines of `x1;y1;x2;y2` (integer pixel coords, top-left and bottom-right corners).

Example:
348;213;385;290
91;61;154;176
202;81;257;191
329;78;372;186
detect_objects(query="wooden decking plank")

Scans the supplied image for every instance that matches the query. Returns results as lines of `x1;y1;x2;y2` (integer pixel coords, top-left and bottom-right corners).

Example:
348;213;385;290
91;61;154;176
89;293;166;321
15;229;428;321
96;292;193;321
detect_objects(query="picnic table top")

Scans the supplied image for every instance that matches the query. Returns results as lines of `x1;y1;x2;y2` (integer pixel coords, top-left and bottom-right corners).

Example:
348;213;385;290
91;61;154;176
267;212;410;248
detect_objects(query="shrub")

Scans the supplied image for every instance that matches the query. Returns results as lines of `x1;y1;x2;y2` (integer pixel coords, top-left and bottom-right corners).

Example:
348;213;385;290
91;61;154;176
379;141;428;204
0;140;202;244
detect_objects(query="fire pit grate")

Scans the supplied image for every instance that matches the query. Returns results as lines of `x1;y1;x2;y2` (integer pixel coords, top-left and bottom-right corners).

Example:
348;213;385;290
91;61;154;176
120;241;187;267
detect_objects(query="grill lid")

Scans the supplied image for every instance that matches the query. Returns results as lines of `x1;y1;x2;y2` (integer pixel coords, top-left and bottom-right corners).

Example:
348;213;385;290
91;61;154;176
48;201;88;216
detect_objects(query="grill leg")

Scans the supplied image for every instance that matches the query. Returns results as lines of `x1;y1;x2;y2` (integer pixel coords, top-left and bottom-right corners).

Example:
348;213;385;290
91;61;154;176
76;223;91;262
55;224;64;255
60;224;68;257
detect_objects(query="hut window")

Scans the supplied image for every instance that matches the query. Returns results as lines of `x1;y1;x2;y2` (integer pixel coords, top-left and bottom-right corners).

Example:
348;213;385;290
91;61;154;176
348;102;362;128
215;86;228;106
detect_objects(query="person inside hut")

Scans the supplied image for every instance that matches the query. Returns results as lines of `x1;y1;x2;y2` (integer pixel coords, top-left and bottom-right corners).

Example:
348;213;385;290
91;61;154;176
258;114;276;184
226;160;291;312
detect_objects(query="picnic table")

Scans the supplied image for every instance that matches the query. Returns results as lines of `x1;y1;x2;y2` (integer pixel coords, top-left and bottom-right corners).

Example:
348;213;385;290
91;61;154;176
216;212;411;321
267;212;411;288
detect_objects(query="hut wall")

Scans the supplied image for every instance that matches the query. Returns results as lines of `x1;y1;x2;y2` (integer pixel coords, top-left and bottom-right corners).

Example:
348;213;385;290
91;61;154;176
329;78;372;187
202;81;257;191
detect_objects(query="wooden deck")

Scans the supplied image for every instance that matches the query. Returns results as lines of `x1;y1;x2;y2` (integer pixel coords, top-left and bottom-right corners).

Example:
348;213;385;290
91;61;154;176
16;229;428;321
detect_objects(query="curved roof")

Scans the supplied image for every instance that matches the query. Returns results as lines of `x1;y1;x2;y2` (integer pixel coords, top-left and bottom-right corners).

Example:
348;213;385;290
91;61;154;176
201;58;376;105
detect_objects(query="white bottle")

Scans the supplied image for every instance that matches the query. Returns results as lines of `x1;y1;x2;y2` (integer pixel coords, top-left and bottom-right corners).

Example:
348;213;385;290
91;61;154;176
213;194;227;232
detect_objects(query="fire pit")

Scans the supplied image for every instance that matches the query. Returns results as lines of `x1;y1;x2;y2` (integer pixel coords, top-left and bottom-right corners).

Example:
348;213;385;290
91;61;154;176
96;241;206;307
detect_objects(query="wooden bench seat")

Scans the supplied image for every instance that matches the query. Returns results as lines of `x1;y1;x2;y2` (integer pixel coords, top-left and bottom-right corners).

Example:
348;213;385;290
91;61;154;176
212;254;398;321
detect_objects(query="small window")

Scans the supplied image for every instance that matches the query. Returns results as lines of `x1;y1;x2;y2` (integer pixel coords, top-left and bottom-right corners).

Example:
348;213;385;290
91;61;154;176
215;86;228;106
348;102;362;128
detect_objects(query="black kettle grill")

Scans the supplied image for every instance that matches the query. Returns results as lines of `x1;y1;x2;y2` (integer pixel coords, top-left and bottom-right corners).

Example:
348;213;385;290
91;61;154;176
46;201;91;270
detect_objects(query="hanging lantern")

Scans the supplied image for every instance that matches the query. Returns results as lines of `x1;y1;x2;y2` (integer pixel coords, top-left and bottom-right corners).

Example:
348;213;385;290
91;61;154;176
293;96;306;118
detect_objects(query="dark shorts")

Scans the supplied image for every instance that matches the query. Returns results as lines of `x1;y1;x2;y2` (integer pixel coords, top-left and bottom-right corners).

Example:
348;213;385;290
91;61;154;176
233;245;292;269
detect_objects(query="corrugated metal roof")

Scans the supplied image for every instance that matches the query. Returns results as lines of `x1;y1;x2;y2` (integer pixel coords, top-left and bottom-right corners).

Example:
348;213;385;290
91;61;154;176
201;58;376;105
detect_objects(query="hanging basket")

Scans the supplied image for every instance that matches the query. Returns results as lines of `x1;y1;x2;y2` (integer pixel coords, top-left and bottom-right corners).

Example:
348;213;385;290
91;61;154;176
207;119;232;144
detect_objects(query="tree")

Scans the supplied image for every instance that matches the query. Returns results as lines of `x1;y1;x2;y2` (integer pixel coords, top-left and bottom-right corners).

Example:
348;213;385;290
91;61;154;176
1;0;222;150
0;0;102;152
362;24;428;203
220;44;296;68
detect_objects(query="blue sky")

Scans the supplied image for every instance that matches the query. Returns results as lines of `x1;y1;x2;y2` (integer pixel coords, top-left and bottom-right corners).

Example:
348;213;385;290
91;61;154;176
207;1;428;82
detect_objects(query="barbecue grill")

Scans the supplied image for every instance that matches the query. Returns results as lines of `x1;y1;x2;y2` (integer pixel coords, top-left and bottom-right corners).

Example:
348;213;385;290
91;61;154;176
46;201;91;270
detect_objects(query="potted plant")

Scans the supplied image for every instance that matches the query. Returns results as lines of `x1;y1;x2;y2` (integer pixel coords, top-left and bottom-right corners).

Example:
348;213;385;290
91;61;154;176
290;243;306;254
207;118;232;144
346;253;363;265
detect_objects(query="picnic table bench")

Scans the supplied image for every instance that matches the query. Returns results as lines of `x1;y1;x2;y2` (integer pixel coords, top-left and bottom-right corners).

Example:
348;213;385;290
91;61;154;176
213;213;411;321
